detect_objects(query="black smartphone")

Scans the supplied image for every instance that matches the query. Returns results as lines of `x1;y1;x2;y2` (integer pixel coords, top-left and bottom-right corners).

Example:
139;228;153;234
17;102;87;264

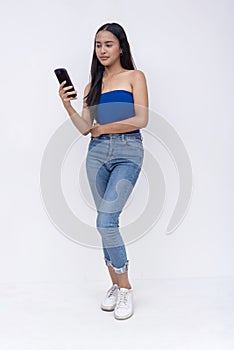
54;68;77;98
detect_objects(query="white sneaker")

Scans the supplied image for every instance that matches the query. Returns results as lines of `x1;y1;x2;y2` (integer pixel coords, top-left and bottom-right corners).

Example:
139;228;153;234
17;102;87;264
101;284;119;311
114;287;134;320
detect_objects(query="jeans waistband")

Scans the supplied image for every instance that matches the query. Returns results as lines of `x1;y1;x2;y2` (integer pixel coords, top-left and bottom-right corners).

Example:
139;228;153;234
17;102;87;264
91;132;142;141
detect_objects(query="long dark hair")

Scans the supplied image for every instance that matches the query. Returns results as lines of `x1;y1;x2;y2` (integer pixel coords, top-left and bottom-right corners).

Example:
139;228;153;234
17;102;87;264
85;22;137;122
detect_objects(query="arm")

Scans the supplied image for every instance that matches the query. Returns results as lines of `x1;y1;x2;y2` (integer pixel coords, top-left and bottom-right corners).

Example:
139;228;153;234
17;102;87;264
61;82;93;135
93;70;149;135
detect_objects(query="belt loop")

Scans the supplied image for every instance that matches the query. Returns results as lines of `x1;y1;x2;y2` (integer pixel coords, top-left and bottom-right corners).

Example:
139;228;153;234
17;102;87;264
121;134;124;141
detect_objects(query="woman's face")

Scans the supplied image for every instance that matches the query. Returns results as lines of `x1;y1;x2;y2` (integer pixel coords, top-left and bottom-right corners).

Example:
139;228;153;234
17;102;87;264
95;30;122;66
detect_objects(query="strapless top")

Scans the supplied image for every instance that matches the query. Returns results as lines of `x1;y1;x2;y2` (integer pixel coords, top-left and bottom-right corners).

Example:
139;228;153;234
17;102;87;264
96;89;139;134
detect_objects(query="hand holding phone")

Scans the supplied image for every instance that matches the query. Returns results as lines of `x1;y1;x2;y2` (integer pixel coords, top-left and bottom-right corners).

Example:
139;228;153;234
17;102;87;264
54;68;77;102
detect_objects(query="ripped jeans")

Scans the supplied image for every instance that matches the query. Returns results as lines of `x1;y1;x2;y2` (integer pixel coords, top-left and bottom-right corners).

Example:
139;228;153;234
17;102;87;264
85;132;144;274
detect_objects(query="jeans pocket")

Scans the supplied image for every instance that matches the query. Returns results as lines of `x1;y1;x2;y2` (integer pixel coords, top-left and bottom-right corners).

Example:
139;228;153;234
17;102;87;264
125;138;143;148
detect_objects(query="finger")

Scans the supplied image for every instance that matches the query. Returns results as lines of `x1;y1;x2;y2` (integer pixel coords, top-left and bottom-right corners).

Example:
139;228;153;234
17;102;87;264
59;80;66;91
63;97;77;101
67;90;77;95
59;80;67;89
63;85;74;91
59;89;73;97
68;96;78;100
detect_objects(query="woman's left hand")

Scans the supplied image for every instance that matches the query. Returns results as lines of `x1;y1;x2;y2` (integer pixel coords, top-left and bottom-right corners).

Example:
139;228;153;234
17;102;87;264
90;123;102;137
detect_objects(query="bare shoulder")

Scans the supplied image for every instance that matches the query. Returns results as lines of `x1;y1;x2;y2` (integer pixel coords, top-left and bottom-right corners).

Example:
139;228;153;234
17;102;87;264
130;69;147;81
130;69;148;108
129;69;147;92
130;70;147;91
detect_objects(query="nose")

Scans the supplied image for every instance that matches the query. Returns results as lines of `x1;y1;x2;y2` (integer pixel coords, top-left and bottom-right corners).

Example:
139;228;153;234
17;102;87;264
100;45;106;54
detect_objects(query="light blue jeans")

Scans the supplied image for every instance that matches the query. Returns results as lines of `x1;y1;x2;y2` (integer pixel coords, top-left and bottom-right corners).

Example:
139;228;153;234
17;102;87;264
85;132;144;274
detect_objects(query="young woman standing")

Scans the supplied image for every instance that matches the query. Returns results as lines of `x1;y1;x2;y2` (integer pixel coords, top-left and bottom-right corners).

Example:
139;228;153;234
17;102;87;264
58;22;148;320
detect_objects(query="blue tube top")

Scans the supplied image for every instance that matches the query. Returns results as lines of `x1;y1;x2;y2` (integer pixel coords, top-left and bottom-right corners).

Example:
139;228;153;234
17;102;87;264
96;89;139;134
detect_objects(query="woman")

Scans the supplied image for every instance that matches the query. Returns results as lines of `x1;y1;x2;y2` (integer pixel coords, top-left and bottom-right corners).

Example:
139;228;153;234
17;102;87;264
58;22;148;320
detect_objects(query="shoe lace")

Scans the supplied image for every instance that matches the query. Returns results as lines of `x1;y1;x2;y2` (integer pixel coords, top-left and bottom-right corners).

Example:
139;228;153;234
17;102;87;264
107;285;118;298
116;290;129;308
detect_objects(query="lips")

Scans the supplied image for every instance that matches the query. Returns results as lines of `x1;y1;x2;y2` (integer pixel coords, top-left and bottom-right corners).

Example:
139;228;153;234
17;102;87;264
100;57;109;60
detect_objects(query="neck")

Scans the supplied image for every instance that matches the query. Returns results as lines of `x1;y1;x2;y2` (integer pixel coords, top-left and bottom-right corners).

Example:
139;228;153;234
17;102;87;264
103;62;124;78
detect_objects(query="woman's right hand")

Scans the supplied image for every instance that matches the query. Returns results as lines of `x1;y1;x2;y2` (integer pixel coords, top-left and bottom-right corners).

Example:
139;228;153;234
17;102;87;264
58;80;78;108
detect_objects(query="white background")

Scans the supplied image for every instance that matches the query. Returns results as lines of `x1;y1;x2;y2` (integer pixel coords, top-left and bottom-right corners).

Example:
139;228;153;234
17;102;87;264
0;0;233;284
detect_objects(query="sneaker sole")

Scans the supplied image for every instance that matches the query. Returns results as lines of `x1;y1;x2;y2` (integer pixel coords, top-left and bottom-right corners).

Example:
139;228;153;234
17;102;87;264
101;304;116;311
114;310;134;320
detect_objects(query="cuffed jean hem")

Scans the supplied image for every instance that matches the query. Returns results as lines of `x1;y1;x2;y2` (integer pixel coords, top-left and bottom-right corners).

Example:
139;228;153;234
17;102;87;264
104;258;129;274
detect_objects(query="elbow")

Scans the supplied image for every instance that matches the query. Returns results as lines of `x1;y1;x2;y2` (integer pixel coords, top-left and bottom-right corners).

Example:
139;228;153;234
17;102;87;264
81;120;92;136
140;116;148;129
82;129;91;136
142;120;148;128
135;111;148;129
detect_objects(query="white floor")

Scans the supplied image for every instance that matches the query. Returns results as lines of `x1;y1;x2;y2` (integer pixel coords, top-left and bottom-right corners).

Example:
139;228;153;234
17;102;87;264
0;277;233;350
